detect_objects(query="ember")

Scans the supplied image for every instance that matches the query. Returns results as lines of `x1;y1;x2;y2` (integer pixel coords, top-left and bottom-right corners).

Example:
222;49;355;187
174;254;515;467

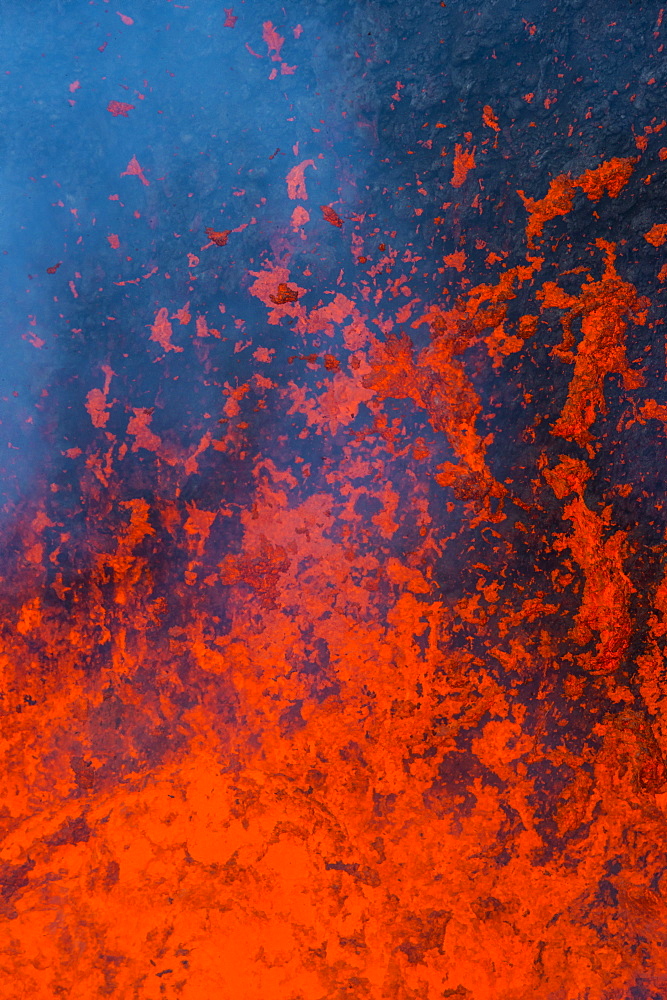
268;282;299;303
205;227;231;246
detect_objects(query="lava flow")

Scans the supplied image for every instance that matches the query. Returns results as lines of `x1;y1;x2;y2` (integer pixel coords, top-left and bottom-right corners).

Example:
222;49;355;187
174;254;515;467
1;2;667;998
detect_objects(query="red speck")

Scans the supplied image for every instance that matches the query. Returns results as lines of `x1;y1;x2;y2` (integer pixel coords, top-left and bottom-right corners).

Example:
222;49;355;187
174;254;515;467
644;223;667;247
205;228;231;246
262;21;284;61
46;263;61;274
98;41;108;52
443;250;466;272
223;8;238;27
107;234;120;249
269;283;299;304
187;254;200;268
69;81;80;93
116;11;134;25
286;159;316;200
482;105;500;132
107;100;135;117
120;155;149;186
293;24;303;38
320;205;343;228
451;143;476;187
